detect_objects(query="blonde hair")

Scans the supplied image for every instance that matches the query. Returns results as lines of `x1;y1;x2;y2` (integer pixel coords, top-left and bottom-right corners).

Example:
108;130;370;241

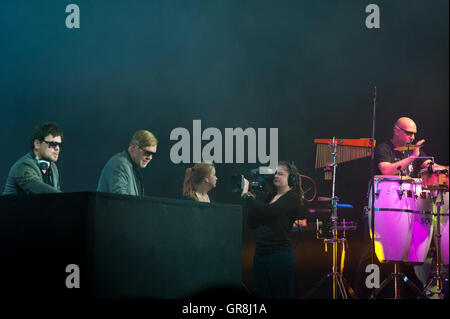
131;130;158;147
183;162;215;201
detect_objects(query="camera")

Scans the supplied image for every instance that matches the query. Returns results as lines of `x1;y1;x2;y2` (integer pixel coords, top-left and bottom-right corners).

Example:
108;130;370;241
231;167;276;194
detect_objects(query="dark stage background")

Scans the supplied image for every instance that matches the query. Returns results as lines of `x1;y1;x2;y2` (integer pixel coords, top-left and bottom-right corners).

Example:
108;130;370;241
0;0;448;298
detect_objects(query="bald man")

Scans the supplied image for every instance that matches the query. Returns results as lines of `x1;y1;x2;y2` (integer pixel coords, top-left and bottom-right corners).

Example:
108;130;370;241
375;117;446;177
354;118;447;298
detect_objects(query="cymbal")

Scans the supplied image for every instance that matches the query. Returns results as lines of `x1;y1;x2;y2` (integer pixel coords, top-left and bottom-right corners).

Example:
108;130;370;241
394;144;423;152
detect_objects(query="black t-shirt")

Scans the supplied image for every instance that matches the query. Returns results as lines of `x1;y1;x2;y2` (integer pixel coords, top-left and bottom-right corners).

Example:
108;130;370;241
181;193;215;202
41;169;54;187
245;190;304;253
374;140;428;177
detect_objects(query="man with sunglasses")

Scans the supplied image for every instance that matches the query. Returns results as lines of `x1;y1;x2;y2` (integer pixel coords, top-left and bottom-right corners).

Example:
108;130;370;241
3;123;63;195
355;118;448;298
375;117;446;177
97;130;158;196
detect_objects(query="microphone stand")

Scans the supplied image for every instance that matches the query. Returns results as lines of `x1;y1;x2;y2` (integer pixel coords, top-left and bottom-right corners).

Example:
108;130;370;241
370;86;377;299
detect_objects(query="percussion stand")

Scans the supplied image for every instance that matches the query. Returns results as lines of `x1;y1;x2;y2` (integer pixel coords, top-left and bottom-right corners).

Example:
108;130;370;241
422;187;447;298
305;138;357;299
374;262;427;299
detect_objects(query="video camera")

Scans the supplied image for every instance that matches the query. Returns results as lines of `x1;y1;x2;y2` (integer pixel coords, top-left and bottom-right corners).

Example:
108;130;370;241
231;167;276;194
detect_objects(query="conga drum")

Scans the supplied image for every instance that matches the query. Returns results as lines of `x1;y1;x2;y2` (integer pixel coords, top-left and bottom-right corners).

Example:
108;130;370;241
368;176;433;263
419;166;449;191
419;166;449;265
407;189;434;263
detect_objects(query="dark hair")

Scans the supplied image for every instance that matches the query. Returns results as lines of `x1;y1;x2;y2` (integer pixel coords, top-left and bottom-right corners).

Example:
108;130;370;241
277;161;304;205
29;123;63;150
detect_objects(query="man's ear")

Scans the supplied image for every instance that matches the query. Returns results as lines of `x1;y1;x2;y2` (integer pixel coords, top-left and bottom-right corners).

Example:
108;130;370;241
33;139;41;151
129;142;137;151
393;126;399;136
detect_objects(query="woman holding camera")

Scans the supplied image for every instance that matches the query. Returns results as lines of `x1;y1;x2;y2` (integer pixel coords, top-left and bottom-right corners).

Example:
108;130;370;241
241;161;305;299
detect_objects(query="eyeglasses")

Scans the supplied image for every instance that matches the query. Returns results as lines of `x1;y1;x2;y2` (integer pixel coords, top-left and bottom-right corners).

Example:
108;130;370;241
41;140;63;149
139;145;156;157
395;125;415;137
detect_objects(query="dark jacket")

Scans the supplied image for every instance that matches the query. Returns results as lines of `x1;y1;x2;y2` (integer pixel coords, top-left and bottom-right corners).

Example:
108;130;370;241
3;153;61;195
97;151;144;196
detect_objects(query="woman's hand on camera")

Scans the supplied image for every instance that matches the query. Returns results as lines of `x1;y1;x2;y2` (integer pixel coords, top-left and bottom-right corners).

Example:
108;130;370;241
241;178;249;197
241;179;256;199
293;219;307;228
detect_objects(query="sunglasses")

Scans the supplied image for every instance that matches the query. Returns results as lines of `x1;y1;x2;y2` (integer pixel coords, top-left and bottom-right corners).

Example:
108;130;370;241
139;145;156;157
395;125;415;137
41;140;63;149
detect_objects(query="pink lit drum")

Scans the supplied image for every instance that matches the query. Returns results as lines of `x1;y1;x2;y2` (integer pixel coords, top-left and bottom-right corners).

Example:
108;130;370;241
419;167;449;191
407;189;434;263
368;176;433;263
433;191;449;265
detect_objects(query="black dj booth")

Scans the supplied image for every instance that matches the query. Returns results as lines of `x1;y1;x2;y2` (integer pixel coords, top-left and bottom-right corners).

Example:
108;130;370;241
0;192;243;299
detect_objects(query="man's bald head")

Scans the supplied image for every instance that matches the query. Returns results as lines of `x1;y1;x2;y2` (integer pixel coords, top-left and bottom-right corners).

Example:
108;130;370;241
393;117;417;145
395;117;417;133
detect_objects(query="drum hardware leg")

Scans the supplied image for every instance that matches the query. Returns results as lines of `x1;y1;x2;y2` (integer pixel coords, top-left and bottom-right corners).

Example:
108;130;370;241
394;263;399;299
423;272;444;298
422;190;446;299
300;273;333;299
302;270;356;299
339;273;356;298
374;262;428;299
303;234;357;299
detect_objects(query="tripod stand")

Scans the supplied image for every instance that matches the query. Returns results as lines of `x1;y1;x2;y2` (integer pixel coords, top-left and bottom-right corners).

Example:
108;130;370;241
305;138;357;299
422;186;448;298
374;262;428;299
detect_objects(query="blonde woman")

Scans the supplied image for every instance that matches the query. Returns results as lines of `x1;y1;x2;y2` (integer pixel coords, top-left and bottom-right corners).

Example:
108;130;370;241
182;162;218;203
